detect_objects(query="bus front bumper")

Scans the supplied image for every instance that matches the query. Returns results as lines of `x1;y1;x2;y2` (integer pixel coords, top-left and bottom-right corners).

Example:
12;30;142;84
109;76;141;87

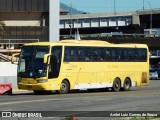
18;82;60;91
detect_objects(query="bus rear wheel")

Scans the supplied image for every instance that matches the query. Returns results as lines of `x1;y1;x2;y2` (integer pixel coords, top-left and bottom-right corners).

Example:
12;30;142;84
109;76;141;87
123;78;131;91
57;80;70;94
112;78;121;92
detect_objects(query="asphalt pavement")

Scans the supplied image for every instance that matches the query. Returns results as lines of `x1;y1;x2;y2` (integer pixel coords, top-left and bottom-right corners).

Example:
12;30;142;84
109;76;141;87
0;80;160;120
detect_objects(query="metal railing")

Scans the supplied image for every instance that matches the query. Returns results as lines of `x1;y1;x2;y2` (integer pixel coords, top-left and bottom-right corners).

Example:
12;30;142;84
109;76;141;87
0;39;39;44
0;39;39;61
0;39;39;49
60;33;160;40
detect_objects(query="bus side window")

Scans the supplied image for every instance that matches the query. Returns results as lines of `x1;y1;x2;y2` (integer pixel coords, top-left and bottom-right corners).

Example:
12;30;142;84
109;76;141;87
119;49;128;61
123;49;129;61
64;48;70;61
135;49;138;61
104;49;111;61
142;49;147;61
129;49;134;61
118;49;122;61
93;48;99;61
99;48;106;61
129;49;137;61
85;48;92;61
64;47;77;62
78;48;85;61
138;49;147;61
111;48;118;61
70;48;77;61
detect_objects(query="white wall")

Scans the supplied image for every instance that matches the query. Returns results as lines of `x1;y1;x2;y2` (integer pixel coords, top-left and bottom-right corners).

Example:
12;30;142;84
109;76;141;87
0;62;17;89
0;62;17;76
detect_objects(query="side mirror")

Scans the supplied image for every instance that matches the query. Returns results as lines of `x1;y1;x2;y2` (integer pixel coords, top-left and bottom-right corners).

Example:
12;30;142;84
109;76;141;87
11;53;20;64
44;54;51;64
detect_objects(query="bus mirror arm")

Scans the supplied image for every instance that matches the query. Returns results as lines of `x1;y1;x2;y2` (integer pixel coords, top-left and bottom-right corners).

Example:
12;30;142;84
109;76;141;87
11;53;20;64
44;54;51;64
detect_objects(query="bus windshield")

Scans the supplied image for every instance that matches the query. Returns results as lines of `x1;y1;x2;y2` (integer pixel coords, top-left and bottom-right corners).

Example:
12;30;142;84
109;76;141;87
18;46;50;78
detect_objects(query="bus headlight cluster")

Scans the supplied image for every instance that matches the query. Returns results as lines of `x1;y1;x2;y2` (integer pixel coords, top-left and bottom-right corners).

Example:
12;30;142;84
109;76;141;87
37;79;48;83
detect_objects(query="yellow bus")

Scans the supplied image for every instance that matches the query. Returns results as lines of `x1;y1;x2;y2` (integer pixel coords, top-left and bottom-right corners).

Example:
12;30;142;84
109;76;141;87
12;40;149;94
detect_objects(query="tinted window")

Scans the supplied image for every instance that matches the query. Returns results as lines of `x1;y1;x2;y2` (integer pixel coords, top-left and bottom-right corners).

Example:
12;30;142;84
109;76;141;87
93;48;100;61
129;49;137;61
64;47;77;61
105;49;112;61
84;48;92;61
77;47;85;61
137;48;147;61
111;48;118;61
119;49;129;61
63;46;147;62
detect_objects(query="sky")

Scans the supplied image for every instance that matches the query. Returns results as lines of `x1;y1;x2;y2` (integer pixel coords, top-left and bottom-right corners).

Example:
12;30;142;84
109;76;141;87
61;0;160;13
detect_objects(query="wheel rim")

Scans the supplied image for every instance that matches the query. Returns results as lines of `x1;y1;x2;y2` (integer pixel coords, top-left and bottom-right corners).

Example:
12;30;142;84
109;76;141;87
125;81;130;89
61;83;66;91
115;81;120;89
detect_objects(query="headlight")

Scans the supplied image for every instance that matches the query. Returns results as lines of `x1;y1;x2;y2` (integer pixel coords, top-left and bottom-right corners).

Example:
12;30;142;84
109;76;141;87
37;79;48;83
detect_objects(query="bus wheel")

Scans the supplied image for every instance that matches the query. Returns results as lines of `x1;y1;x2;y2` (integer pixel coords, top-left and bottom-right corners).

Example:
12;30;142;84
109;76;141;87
112;78;121;92
123;78;131;91
58;80;70;94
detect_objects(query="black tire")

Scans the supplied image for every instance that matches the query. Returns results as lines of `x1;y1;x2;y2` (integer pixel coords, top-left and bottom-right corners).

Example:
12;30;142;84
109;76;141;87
57;80;70;94
123;78;131;91
112;78;121;92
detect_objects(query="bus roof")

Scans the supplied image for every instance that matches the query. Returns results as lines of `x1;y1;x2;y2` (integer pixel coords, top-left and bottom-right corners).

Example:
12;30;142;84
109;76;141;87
59;40;111;44
24;39;148;48
24;40;110;46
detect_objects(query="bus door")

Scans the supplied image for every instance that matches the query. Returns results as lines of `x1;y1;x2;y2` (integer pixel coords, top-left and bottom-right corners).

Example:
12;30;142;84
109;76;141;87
48;46;62;79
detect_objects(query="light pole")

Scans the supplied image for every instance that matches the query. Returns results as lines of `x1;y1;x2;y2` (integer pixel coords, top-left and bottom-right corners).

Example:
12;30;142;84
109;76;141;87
143;0;144;10
69;0;72;37
147;0;152;30
114;0;116;15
